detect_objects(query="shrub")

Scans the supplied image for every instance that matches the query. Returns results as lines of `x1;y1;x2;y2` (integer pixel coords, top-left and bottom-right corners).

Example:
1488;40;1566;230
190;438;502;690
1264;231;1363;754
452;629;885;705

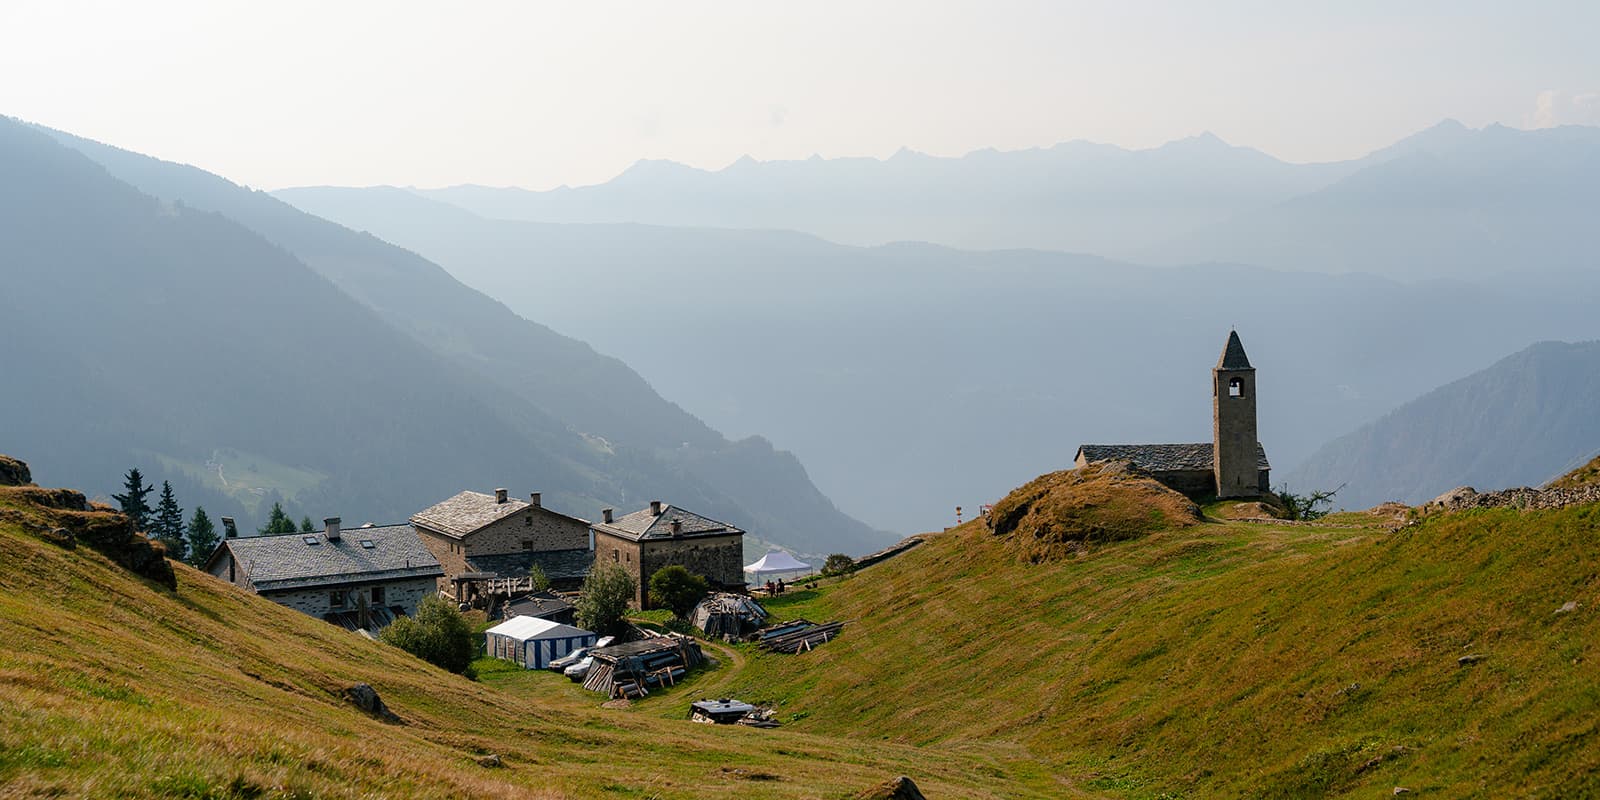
822;553;855;576
576;563;634;636
526;562;550;592
647;565;708;620
379;595;477;676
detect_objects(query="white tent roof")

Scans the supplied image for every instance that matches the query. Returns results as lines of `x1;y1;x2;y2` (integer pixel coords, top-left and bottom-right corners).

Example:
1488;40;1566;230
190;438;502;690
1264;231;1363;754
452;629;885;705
743;550;811;575
485;615;593;643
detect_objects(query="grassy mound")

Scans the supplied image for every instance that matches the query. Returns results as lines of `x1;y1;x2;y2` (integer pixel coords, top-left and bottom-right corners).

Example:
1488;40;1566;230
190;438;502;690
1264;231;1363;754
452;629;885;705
1548;453;1600;489
724;492;1600;797
987;461;1202;561
0;463;1040;798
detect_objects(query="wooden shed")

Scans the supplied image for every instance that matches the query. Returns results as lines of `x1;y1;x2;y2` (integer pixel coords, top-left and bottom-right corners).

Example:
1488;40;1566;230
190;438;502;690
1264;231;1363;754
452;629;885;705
484;615;596;670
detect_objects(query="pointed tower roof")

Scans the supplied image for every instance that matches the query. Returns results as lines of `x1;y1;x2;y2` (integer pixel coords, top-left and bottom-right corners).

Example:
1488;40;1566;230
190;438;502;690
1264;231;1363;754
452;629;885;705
1217;330;1253;370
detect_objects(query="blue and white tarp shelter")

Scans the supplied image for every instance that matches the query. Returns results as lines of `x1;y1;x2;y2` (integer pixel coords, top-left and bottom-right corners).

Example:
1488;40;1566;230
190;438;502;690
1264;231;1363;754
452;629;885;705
485;615;596;670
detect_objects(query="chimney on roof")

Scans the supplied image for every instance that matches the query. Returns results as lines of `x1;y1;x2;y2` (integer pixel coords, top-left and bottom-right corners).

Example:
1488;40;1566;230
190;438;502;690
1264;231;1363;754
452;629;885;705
529;492;541;508
324;517;341;542
671;519;683;536
221;517;238;539
650;500;663;516
495;488;508;504
602;508;614;524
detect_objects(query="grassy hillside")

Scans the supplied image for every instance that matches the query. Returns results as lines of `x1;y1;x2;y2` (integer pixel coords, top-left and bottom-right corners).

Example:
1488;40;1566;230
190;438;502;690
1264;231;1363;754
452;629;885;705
722;501;1600;797
0;477;1053;798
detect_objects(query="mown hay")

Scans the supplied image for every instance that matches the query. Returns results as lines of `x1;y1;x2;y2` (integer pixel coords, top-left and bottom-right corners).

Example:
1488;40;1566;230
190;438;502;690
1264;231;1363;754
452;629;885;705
987;460;1201;562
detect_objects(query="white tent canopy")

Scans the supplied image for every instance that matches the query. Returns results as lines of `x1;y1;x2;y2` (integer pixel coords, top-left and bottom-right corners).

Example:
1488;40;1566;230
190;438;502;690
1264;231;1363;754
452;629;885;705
743;550;811;576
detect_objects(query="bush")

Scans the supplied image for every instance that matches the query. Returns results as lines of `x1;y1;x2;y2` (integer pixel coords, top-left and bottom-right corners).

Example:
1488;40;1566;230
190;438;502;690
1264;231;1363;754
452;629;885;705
1276;484;1342;521
576;563;634;636
379;595;477;676
647;565;708;620
822;553;855;576
526;562;550;592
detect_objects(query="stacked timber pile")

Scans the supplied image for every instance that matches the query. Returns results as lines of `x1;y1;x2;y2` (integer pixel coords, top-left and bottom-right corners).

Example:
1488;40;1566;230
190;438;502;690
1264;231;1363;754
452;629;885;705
582;633;704;699
691;593;769;641
758;619;845;654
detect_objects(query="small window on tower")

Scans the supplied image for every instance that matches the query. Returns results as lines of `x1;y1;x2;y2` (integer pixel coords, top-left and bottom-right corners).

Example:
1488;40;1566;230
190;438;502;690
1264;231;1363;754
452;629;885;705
1229;377;1244;398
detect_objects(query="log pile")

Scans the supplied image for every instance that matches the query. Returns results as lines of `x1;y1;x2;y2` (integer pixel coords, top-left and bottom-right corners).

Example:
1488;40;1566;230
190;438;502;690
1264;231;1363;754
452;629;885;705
582;633;704;699
758;620;845;654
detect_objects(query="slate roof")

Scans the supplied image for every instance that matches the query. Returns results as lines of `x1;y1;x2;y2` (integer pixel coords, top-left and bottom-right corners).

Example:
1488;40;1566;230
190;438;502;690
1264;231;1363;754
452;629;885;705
469;549;594;581
591;503;745;542
1076;442;1271;473
1218;330;1254;370
504;591;576;622
411;491;587;538
221;524;443;592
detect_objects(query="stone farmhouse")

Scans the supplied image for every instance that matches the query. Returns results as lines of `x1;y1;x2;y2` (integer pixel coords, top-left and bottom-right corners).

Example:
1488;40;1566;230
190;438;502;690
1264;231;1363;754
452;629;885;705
1076;331;1270;499
204;517;444;630
411;488;592;602
591;500;746;608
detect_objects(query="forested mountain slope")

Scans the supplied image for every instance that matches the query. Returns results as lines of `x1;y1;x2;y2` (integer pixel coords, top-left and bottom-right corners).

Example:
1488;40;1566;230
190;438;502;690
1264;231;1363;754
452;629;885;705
1286;340;1600;509
5;118;884;555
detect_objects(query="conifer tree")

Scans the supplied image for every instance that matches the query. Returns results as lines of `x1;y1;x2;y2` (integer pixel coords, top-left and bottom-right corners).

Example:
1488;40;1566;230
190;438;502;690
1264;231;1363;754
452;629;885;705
111;467;155;533
152;480;187;561
299;515;316;533
259;501;297;534
186;506;219;567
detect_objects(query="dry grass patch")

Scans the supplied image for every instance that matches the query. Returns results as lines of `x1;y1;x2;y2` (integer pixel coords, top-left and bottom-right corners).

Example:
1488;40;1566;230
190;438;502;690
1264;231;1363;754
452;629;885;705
987;461;1202;561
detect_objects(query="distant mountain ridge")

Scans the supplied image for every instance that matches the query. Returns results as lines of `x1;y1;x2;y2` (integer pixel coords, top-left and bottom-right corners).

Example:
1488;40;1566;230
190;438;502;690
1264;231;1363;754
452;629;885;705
1285;340;1600;510
410;120;1600;280
4;116;888;555
416;132;1358;260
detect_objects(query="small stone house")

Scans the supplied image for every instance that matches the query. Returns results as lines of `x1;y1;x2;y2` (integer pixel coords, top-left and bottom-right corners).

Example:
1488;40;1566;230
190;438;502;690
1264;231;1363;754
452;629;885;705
411;488;592;602
204;518;444;629
591;500;746;608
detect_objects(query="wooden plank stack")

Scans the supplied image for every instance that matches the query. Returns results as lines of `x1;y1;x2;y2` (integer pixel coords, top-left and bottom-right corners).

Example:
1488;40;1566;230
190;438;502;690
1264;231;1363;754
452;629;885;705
757;620;845;654
582;633;704;698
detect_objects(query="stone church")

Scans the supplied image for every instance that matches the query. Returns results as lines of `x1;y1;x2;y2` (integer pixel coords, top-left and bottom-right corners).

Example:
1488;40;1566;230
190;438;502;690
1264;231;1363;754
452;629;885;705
1074;331;1270;498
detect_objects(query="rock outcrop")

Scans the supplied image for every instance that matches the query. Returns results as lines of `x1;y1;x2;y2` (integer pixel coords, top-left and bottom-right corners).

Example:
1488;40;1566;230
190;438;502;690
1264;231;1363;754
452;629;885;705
0;454;176;590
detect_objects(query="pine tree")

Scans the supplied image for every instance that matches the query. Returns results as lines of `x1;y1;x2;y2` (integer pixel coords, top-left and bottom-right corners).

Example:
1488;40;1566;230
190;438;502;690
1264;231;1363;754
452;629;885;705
299;515;315;533
186;506;219;567
152;481;187;562
111;468;155;533
259;501;297;534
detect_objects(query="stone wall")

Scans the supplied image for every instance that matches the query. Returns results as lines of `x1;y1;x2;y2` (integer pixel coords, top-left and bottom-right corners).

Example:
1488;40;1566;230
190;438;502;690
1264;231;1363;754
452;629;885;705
260;577;437;618
1425;484;1600;514
639;533;745;607
415;528;471;594
1150;469;1216;496
594;531;744;608
464;508;588;559
593;533;645;605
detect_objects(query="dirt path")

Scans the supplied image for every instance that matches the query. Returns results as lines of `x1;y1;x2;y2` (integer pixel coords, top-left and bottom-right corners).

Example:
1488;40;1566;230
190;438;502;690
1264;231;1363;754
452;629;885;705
692;638;747;698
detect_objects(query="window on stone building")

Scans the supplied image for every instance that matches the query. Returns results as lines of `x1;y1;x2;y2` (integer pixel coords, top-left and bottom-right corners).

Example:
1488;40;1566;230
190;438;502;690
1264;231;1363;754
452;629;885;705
524;515;532;527
371;586;384;604
330;591;345;608
1229;377;1244;398
611;550;619;562
522;540;533;550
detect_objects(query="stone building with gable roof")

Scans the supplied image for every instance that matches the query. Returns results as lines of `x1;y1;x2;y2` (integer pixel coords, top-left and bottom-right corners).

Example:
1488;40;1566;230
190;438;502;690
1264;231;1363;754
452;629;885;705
204;517;444;630
590;500;746;608
1075;331;1271;498
411;488;592;600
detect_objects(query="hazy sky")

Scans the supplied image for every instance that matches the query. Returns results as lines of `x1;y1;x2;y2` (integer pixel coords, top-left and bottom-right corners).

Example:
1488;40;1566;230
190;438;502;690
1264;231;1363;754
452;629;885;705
3;1;1597;190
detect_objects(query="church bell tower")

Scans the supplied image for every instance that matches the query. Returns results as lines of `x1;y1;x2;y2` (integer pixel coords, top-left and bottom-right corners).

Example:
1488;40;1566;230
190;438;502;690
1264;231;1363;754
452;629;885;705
1213;330;1261;498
